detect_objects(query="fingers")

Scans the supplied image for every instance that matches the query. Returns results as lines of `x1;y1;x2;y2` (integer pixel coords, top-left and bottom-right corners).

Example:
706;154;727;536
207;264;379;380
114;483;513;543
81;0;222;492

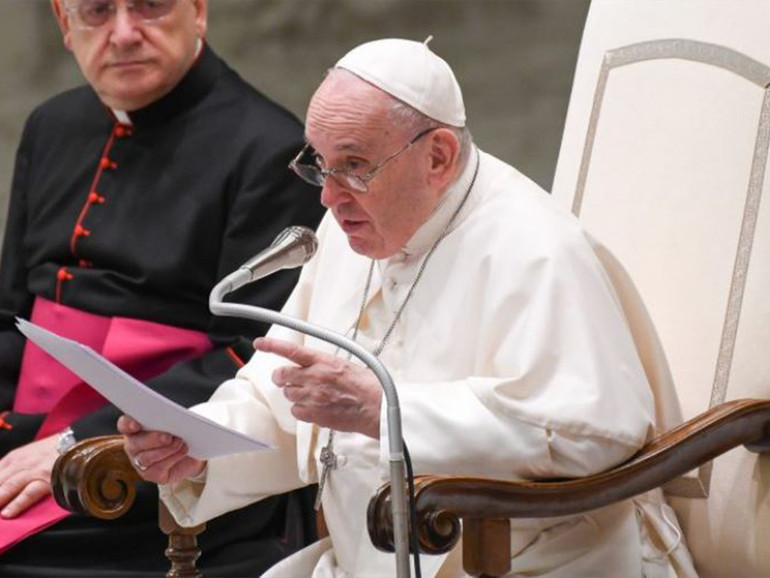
119;415;180;463
0;478;50;519
123;427;175;456
0;458;13;487
272;366;298;388
117;416;203;484
289;404;314;424
280;384;304;403
131;437;185;473
0;475;19;509
255;339;382;437
271;352;349;393
117;415;143;435
254;337;320;367
0;435;59;515
137;446;206;485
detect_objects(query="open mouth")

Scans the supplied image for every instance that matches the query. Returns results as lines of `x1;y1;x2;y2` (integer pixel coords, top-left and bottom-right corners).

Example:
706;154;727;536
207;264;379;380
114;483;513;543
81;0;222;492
339;218;368;234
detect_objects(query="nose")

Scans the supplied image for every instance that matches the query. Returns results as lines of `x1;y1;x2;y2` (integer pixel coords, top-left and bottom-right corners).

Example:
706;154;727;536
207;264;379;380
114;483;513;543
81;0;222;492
319;176;354;210
109;5;143;49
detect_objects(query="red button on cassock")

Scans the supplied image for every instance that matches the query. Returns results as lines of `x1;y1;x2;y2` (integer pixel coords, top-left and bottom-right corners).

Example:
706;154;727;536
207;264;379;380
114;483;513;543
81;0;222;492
57;268;73;281
100;157;117;170
88;192;105;204
114;124;133;138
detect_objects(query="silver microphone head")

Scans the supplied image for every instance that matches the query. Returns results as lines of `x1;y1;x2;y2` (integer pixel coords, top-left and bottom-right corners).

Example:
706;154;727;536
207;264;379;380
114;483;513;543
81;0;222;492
242;226;318;282
270;225;318;261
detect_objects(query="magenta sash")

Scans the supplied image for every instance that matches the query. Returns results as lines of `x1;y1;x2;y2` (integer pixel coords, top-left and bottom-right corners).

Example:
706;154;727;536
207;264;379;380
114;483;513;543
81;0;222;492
0;297;212;554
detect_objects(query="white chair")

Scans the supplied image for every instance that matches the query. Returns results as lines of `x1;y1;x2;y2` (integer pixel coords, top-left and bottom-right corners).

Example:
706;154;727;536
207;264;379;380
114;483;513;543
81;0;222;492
554;2;770;575
368;2;770;576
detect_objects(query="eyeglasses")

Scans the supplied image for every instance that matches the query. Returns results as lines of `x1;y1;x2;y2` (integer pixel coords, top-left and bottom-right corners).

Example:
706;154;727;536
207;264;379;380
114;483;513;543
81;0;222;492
64;0;178;30
289;128;436;194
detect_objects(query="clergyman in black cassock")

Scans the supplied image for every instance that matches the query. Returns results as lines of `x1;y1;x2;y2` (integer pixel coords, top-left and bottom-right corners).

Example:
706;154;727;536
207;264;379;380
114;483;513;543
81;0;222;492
0;4;325;575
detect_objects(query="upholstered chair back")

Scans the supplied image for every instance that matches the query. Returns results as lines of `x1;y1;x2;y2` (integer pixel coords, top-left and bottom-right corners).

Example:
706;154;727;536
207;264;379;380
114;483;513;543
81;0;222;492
551;2;770;576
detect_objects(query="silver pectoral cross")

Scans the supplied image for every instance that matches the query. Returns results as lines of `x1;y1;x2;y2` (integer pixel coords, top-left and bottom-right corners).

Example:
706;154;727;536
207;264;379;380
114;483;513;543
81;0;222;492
314;435;338;510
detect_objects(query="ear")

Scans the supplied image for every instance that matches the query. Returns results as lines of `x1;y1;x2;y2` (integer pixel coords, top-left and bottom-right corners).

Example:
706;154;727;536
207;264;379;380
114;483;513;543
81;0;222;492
193;0;208;40
51;0;74;51
425;128;461;191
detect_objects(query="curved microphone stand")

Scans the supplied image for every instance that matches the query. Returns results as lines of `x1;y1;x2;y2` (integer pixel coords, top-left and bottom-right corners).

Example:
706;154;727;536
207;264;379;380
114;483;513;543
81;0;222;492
209;258;412;578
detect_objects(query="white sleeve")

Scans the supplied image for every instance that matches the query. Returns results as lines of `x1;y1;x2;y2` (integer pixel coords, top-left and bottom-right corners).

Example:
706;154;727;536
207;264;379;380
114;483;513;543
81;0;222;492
379;228;655;481
160;372;305;527
160;231;327;527
380;378;645;481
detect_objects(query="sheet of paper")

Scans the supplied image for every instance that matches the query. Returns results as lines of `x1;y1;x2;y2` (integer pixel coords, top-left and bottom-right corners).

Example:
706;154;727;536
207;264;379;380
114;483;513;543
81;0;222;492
16;318;271;459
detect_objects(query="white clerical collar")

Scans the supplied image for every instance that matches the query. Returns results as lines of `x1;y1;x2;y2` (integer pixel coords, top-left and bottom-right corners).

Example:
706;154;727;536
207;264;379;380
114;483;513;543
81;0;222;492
397;144;479;259
112;109;132;125
110;38;204;126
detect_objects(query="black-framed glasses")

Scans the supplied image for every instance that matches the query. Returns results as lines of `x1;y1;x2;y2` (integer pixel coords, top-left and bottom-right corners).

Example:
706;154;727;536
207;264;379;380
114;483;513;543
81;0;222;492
289;128;436;194
64;0;178;29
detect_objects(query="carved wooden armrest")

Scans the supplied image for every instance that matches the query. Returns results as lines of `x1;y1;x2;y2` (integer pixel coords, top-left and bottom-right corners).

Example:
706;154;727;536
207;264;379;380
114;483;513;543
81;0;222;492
367;398;770;577
52;434;206;578
52;435;141;519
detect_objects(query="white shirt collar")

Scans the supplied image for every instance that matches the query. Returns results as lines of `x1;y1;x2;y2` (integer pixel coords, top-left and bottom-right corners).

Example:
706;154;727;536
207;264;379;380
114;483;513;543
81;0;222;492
111;109;132;125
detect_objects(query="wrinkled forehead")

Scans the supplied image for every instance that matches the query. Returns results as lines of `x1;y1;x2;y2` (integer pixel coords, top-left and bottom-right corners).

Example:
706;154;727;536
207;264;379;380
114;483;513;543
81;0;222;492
305;70;408;154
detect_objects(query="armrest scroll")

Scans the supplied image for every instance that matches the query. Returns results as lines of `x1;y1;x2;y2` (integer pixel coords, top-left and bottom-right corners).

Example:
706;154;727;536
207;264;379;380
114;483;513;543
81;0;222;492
51;434;142;520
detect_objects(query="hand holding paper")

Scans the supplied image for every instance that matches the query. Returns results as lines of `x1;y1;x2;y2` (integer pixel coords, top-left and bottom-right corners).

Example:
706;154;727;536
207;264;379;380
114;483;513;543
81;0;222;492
117;415;207;484
16;318;271;460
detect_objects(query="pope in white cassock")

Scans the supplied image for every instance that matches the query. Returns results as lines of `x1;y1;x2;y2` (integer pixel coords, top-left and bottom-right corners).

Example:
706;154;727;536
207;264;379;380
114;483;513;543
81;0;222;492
120;39;698;577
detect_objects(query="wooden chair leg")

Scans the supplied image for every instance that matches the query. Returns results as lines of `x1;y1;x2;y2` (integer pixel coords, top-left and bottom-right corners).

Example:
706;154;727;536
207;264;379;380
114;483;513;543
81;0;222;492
462;517;511;578
159;500;206;578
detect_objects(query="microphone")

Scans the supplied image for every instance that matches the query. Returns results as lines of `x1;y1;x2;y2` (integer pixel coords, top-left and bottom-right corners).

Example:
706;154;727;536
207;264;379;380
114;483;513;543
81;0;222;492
209;225;412;577
222;226;318;294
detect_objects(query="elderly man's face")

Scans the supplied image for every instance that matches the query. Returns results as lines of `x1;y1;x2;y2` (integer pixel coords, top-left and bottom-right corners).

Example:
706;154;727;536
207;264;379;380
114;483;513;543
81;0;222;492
305;73;445;259
52;0;207;111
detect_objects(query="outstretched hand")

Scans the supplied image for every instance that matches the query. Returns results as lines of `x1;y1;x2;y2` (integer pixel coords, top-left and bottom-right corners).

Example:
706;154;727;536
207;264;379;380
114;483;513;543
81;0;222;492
0;435;58;518
255;337;382;438
118;416;206;485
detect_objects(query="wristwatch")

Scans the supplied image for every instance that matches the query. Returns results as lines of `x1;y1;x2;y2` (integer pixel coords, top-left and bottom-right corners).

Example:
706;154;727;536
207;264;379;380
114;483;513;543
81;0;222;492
56;427;77;455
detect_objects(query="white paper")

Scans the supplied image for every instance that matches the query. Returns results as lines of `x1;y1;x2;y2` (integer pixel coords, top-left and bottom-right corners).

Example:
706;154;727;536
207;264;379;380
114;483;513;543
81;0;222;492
16;318;271;459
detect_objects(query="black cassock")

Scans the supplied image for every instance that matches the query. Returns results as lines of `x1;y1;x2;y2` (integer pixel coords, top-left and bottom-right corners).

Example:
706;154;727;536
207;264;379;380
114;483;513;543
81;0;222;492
0;44;325;576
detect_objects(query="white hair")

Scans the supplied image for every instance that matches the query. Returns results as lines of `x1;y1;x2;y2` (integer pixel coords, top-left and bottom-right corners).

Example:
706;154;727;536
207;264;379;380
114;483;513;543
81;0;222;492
386;99;473;170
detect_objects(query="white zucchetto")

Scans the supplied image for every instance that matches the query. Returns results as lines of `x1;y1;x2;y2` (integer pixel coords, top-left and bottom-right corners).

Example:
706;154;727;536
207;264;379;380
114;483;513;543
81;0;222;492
335;38;466;128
